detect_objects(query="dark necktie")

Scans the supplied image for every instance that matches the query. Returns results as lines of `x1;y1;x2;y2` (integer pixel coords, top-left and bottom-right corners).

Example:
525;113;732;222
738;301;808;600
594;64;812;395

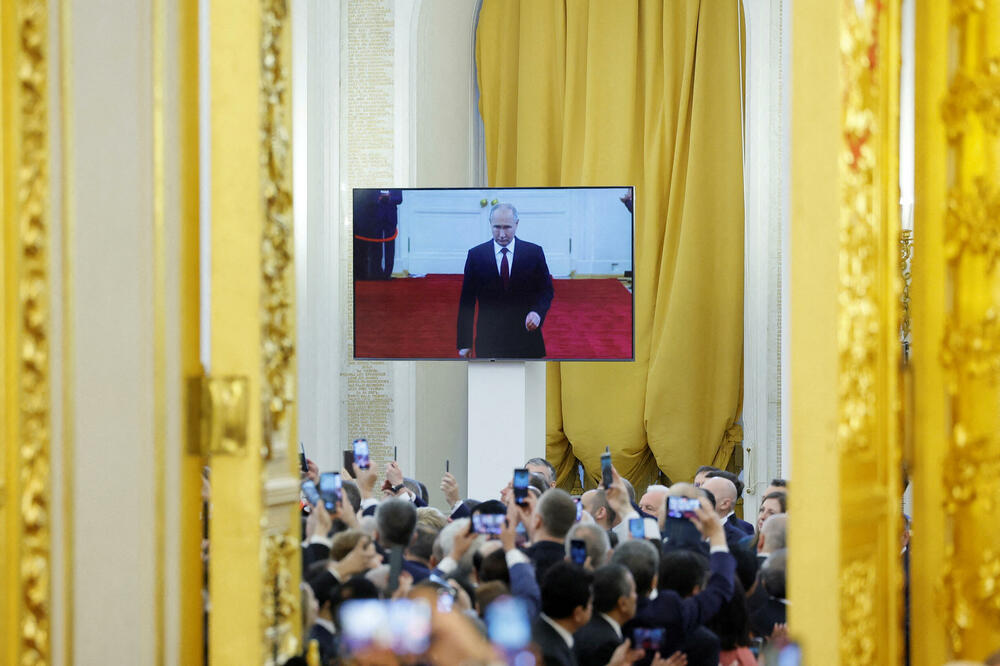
500;247;510;290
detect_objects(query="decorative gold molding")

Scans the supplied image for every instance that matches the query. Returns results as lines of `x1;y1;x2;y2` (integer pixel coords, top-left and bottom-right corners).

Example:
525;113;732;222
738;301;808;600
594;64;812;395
837;0;880;459
840;560;878;665
8;1;53;664
940;310;1000;392
941;57;1000;140
944;178;1000;268
900;229;912;360
259;0;295;463
262;532;300;664
259;0;298;663
941;424;1000;514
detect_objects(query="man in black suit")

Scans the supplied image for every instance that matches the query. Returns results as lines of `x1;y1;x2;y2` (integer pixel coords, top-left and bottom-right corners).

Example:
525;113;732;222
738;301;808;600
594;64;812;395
702;476;752;545
749;548;787;639
705;471;754;536
457;203;554;359
524;489;578;584
353;188;402;280
533;562;593;666
574;565;636;666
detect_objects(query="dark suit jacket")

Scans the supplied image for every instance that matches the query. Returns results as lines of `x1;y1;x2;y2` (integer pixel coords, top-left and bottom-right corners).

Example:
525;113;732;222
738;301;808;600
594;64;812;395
573;615;621;666
749;596;786;638
625;551;735;659
525;540;567;585
457;238;554;358
533;617;578;666
726;514;755;536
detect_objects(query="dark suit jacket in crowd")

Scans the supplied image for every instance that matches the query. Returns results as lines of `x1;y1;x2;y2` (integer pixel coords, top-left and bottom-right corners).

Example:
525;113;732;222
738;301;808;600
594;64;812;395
573;615;621;666
749;596;786;639
726;514;755;536
532;617;578;666
457;238;554;358
307;622;337;666
525;540;567;585
625;551;735;659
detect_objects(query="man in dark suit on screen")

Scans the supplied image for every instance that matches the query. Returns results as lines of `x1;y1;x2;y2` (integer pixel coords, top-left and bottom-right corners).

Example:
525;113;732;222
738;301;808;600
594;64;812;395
457;202;554;359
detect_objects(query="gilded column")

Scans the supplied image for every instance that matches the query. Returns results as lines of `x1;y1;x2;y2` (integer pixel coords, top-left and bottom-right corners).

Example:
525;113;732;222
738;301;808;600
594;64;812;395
790;1;903;663
913;0;1000;663
1;1;52;664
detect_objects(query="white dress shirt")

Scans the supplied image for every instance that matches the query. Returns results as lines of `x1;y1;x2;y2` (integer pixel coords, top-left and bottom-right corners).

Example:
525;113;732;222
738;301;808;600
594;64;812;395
494;237;516;274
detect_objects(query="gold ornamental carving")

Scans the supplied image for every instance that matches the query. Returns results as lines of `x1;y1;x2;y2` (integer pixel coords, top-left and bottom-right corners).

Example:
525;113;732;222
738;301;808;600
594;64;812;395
899;229;913;359
942;57;1000;139
840;560;878;665
941;424;1000;514
836;0;881;460
940;310;1000;392
259;0;295;461
6;0;53;663
944;178;1000;269
262;532;300;664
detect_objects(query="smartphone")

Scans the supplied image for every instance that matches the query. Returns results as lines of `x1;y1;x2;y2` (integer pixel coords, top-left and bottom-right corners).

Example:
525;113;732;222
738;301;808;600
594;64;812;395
575;500;582;522
339;599;431;655
301;479;320;506
632;627;664;652
472;513;505;535
343;449;355;472
319;472;342;511
485;596;532;652
513;468;530;505
387;546;404;595
298;441;308;475
446;459;450;473
601;450;613;488
570;539;587;565
667;495;701;519
353;438;370;470
629;517;645;540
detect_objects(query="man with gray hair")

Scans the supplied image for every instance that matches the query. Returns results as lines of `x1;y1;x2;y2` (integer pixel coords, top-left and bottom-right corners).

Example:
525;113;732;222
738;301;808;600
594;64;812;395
565;522;611;568
456;202;554;359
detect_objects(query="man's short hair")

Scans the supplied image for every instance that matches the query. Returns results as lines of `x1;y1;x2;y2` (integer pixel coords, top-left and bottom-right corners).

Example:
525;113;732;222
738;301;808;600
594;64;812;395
536;489;577;539
760;548;787;598
620;478;637;505
341;479;362;513
658;549;709;598
592;564;633;614
610;539;660;597
760;513;787;553
770;478;788;488
565;523;611;567
540;561;593;620
478;547;510;585
695;465;721;477
707;470;744;499
329;576;380;630
407;524;438;562
525;457;557;486
528;472;549;496
489;202;519;223
587;489;617;525
375;498;417;547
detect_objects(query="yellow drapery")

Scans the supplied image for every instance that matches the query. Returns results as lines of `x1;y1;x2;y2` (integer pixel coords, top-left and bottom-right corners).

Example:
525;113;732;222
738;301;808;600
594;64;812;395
476;1;745;489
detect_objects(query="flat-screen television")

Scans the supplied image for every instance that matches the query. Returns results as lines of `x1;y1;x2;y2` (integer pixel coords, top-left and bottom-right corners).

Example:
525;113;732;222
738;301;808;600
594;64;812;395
352;187;634;361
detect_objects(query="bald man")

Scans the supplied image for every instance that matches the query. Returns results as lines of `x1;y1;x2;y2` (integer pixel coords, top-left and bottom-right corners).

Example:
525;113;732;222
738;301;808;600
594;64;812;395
702;476;754;544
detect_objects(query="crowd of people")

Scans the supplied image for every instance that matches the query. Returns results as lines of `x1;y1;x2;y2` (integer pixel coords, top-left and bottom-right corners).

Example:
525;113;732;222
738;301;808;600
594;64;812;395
287;454;793;666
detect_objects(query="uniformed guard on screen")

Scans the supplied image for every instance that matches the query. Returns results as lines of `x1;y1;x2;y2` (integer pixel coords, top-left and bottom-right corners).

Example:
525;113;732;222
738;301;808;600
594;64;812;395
456;203;554;359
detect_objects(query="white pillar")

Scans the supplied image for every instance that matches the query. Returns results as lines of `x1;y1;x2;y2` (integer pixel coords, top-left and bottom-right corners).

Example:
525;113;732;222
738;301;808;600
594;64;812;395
467;362;546;499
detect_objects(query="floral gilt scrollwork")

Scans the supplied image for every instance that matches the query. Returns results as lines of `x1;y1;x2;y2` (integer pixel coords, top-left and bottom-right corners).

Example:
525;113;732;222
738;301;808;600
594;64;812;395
262;532;300;664
942;57;1000;139
14;1;52;664
942;423;1000;514
940;310;1000;391
837;0;881;457
841;559;878;666
944;178;1000;268
260;0;295;460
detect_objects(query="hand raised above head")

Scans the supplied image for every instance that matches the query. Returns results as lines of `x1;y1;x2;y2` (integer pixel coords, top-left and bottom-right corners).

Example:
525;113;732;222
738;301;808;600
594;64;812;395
440;472;461;506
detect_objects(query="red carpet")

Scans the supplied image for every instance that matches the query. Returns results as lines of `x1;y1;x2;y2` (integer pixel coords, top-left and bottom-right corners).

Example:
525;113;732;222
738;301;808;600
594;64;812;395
355;275;632;360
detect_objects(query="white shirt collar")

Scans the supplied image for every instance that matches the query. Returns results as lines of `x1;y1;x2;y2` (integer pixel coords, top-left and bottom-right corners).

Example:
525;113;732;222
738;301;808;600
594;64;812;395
540;613;574;648
599;613;622;640
314;617;336;634
494;237;516;257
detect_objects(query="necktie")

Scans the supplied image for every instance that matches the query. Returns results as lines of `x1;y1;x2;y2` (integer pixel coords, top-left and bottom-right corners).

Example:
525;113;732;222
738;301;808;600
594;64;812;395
500;247;510;290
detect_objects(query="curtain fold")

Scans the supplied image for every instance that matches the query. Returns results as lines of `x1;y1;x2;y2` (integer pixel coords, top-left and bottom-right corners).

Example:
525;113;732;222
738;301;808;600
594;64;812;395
476;0;744;492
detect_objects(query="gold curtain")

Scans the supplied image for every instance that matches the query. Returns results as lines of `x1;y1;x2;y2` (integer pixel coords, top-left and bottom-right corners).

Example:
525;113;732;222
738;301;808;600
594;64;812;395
476;0;745;488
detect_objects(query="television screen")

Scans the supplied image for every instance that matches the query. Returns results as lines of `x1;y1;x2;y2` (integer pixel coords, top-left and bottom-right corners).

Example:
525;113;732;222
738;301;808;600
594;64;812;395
352;187;634;361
